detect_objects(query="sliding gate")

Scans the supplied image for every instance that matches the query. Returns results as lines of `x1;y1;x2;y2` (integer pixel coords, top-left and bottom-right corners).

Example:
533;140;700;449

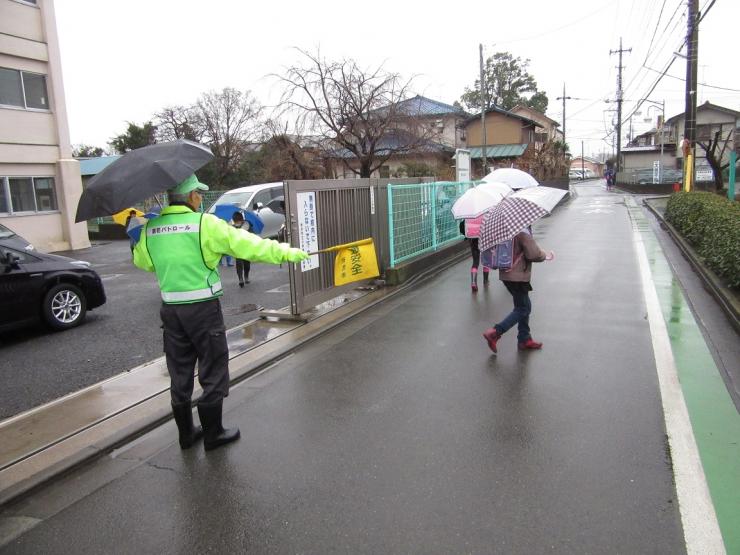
283;178;427;315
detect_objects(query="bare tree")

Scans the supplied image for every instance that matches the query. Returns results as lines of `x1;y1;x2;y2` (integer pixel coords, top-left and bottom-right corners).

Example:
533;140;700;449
697;125;733;191
154;105;205;142
197;88;263;186
275;48;436;178
260;119;326;180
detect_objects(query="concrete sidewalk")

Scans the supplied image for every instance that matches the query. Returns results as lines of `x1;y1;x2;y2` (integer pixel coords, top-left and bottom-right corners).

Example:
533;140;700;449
1;182;738;553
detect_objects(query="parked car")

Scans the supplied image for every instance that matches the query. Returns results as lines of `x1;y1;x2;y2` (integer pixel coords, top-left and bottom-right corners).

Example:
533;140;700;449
569;169;585;179
0;222;35;252
0;228;106;332
207;183;286;239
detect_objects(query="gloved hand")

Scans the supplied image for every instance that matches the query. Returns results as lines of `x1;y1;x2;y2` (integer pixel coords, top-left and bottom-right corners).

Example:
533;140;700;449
286;248;309;262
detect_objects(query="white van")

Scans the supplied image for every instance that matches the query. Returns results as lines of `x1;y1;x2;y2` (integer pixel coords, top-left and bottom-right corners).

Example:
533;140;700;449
207;182;285;239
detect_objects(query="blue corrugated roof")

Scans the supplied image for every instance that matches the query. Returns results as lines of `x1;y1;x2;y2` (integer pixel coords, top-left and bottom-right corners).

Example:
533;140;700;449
394;95;467;117
78;155;121;176
467;144;527;159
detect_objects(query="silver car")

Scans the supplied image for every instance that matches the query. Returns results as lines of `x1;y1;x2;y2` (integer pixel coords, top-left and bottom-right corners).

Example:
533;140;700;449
207;182;286;239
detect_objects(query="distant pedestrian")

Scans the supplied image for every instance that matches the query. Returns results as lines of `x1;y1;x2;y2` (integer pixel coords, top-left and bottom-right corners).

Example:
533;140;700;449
605;168;616;191
231;212;251;287
482;229;553;353
460;216;490;292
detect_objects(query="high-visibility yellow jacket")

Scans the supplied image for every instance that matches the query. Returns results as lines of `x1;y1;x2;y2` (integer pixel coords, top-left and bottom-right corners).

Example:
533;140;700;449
133;204;306;303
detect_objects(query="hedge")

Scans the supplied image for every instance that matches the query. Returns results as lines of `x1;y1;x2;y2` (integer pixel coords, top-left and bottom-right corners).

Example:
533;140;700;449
665;192;740;289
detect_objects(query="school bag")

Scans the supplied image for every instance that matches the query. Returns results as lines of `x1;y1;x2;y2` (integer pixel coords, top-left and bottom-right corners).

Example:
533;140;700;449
481;237;523;271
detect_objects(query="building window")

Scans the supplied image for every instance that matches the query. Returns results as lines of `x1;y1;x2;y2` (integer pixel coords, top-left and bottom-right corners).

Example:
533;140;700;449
0;177;58;214
0;68;49;110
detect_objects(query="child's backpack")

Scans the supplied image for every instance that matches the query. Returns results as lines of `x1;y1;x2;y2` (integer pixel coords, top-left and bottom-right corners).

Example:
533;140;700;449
481;238;521;271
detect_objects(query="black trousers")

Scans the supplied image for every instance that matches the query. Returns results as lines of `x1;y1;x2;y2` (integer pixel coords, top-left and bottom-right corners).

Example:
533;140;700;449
235;259;250;283
469;238;480;268
160;298;229;405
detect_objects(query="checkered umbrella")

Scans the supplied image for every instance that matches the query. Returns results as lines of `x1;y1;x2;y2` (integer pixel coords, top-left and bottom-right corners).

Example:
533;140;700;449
479;186;567;251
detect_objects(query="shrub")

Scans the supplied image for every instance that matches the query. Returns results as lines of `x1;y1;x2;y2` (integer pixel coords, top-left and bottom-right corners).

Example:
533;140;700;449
666;192;740;289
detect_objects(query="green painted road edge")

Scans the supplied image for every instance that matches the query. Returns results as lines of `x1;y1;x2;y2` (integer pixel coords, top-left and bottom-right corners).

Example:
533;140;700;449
630;199;740;553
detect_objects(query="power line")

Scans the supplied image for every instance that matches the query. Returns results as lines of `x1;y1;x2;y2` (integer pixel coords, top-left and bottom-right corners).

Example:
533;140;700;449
643;0;668;66
641;65;740;92
494;0;614;44
698;0;717;23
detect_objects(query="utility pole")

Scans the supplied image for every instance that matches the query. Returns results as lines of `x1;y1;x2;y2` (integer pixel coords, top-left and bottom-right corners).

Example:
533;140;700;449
581;141;585;178
683;0;699;191
556;83;572;146
610;37;631;172
479;44;488;176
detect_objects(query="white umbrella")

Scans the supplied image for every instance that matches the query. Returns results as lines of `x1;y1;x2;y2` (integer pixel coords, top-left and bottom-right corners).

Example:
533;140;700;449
481;168;539;190
479;186;567;251
476;180;513;198
451;187;505;219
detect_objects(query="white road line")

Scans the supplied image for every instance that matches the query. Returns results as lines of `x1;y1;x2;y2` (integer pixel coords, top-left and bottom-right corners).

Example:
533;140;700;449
632;222;725;555
266;284;290;293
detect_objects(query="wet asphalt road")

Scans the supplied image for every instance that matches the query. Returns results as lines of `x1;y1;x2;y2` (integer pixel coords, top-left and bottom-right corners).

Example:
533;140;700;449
0;182;688;553
0;241;291;419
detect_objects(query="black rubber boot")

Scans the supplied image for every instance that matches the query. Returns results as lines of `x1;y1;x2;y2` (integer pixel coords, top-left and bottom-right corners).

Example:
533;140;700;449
197;400;240;451
171;402;203;449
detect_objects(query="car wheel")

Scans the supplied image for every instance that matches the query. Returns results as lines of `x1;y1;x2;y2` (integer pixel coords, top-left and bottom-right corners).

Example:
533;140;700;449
43;283;87;330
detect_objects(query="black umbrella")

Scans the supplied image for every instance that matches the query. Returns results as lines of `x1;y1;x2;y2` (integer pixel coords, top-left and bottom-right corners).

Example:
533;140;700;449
75;140;213;222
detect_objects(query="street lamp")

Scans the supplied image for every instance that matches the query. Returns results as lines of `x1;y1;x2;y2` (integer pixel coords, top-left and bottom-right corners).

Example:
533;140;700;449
642;100;665;159
641;100;666;183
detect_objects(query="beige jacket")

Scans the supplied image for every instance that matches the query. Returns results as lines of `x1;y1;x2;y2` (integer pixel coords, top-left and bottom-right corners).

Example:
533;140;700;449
499;231;547;282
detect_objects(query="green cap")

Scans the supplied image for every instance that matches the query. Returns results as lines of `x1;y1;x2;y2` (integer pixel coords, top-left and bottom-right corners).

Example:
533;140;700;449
170;174;209;195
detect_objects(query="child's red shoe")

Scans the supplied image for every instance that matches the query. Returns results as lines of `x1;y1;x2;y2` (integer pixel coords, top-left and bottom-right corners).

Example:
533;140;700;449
518;338;543;351
482;328;501;353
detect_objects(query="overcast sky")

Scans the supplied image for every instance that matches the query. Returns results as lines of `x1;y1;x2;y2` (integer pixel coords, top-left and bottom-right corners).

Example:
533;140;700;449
54;0;740;158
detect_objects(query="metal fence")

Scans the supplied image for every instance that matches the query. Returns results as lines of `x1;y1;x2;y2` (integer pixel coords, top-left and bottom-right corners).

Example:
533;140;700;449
617;168;683;185
387;181;476;266
283;178;428;315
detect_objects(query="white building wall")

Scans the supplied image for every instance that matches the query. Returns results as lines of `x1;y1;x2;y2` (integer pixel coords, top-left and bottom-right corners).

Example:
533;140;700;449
0;0;89;252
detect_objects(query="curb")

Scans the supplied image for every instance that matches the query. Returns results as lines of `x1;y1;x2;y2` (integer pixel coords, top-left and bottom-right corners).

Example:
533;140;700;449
0;249;466;508
643;198;740;336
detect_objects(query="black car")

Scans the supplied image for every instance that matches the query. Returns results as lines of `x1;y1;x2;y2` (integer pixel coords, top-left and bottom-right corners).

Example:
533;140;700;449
1;234;106;332
0;222;35;253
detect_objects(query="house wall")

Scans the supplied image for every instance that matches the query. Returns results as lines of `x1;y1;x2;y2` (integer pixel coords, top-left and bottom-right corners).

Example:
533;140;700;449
0;0;88;252
621;151;677;170
465;112;527;146
669;108;737;160
428;113;465;148
333;153;453;180
512;106;559;141
569;159;604;175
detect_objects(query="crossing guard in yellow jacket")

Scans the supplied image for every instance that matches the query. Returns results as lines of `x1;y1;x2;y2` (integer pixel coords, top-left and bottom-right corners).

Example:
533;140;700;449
133;174;308;451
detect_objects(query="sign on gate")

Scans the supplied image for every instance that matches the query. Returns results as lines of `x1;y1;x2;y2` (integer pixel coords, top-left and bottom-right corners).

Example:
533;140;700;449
296;191;319;271
456;149;471;182
652;160;661;184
